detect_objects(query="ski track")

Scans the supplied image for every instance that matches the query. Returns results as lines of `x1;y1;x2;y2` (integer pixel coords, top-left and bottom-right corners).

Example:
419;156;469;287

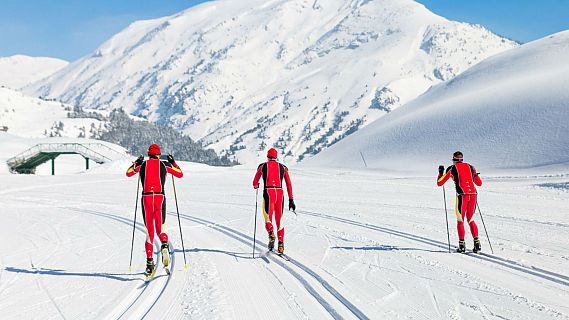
3;198;176;320
181;214;346;319
0;207;66;303
31;216;67;320
58;207;176;320
298;209;569;288
175;211;371;320
2;173;568;319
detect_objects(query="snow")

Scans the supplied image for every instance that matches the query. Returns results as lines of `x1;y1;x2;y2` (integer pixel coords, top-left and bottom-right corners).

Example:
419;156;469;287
0;159;567;319
0;87;106;139
308;30;569;174
0;55;68;90
1;2;567;319
25;0;517;163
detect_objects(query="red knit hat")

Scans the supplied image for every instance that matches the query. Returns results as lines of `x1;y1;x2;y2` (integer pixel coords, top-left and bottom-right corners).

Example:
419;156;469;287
267;148;278;159
148;144;161;156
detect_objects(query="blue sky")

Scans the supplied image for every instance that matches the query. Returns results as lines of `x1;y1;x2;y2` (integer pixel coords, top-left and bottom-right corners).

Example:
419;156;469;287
416;0;569;42
1;0;568;61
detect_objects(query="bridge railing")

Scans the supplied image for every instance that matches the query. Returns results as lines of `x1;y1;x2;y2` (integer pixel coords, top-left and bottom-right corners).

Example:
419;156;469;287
6;143;127;169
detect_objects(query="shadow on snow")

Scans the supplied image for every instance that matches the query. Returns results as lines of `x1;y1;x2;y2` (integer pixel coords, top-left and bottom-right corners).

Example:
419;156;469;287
4;266;142;282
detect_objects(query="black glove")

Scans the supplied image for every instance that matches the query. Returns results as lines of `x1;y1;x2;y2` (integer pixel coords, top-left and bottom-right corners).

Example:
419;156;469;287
289;198;296;211
135;155;144;166
167;154;175;164
438;165;445;175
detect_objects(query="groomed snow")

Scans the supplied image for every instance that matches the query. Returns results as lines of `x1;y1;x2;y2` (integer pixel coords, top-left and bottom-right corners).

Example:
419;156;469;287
0;160;567;319
307;31;569;174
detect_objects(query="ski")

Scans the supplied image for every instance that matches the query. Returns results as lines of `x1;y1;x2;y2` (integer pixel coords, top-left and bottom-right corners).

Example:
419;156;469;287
455;250;482;255
162;242;173;276
268;250;290;261
277;253;290;261
144;264;158;282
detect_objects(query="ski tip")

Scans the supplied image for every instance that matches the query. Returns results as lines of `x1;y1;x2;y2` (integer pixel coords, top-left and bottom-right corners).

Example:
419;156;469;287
128;265;133;271
184;265;188;269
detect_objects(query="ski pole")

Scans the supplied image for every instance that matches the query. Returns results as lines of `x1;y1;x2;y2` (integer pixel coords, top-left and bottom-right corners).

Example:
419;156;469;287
252;188;259;258
128;175;141;270
442;185;451;253
172;176;188;268
476;201;494;254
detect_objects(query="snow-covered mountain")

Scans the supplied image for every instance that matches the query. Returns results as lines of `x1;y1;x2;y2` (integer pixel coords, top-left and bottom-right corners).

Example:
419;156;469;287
307;30;569;173
27;0;517;164
0;87;105;138
0;55;68;89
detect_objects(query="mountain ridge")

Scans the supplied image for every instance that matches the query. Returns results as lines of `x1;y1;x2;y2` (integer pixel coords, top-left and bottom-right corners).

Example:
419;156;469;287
306;30;569;172
26;0;518;164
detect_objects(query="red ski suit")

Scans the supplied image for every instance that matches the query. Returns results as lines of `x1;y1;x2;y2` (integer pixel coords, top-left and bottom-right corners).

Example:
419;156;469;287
437;162;482;240
127;158;183;259
252;160;293;243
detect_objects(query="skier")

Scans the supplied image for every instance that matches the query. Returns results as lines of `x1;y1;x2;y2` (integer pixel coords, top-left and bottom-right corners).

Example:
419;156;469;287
253;148;295;254
126;144;183;276
437;151;483;253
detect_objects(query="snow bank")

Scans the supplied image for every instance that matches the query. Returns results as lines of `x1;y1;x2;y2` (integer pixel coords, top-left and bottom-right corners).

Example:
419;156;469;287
306;31;569;174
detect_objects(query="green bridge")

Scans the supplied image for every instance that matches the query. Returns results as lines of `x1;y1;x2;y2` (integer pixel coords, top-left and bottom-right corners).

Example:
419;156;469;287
7;143;125;175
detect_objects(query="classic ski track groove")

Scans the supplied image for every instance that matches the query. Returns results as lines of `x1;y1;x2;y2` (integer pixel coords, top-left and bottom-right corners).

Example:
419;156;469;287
9;194;177;320
58;207;175;320
299;209;569;287
9;190;567;318
179;213;344;319
174;211;370;320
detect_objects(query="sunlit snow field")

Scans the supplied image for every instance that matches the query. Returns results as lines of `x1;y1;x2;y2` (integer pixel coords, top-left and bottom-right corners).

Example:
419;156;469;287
0;159;567;319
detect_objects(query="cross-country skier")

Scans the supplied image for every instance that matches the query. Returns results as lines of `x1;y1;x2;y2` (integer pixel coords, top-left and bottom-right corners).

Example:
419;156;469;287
252;148;295;254
437;151;483;253
126;144;183;276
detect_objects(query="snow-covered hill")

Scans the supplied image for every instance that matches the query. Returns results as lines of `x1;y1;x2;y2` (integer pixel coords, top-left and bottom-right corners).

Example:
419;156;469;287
26;0;517;164
307;30;569;173
0;55;68;89
0;87;105;138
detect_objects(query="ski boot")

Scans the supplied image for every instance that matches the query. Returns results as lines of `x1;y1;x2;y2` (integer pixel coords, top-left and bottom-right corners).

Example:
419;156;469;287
473;238;482;253
456;240;466;253
268;231;276;251
161;241;171;267
277;241;284;255
145;258;156;277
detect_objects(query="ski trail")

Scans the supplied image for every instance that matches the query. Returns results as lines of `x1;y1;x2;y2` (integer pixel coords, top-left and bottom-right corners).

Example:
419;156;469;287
0;178;125;196
54;207;175;320
426;281;442;318
33;265;67;320
26;212;67;320
176;211;371;320
299;209;569;287
181;214;344;319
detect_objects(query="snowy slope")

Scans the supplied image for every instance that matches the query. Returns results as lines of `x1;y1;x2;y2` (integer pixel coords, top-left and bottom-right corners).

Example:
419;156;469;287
0;87;106;138
26;0;517;164
0;161;567;319
0;55;68;89
308;30;569;173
